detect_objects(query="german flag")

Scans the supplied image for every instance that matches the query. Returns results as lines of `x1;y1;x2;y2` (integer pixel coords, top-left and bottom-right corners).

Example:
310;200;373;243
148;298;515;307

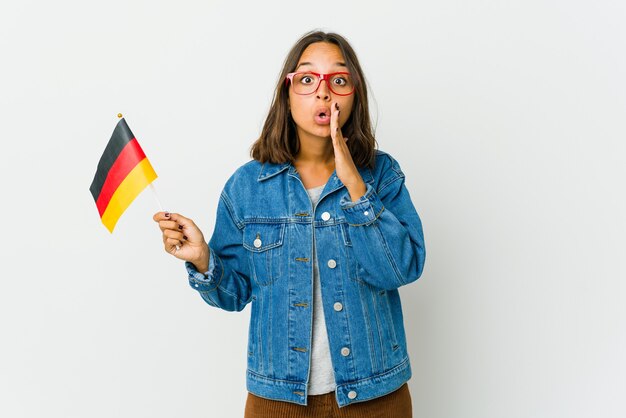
90;118;157;232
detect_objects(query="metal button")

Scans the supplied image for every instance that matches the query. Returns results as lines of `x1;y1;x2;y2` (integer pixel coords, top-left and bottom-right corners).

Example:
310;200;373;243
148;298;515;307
333;302;343;311
321;212;331;221
327;259;337;269
253;238;262;248
348;391;357;399
364;211;369;216
341;347;350;356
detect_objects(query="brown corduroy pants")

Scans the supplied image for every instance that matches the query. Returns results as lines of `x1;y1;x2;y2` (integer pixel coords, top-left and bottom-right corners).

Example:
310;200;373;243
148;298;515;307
244;383;412;418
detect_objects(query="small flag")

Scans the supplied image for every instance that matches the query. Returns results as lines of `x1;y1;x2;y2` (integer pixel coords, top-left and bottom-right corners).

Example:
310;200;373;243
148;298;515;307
90;117;157;232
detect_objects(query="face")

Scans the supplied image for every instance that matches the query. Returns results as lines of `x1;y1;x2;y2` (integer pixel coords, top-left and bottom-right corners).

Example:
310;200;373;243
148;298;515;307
288;42;355;143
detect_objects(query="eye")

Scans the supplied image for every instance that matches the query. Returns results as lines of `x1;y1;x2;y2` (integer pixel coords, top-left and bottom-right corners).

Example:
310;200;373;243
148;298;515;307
298;74;316;85
332;75;348;86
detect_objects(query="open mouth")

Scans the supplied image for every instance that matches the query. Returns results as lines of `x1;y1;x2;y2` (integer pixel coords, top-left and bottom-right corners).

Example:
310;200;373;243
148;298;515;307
314;110;331;124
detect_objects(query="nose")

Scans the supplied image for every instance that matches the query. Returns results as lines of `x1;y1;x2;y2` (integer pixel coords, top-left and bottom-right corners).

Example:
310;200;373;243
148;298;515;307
316;78;331;100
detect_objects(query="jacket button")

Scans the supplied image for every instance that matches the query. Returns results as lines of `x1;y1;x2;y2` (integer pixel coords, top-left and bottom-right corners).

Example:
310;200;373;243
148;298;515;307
253;238;262;248
327;259;337;269
333;302;343;311
321;212;331;221
341;347;350;356
364;211;369;216
348;391;357;399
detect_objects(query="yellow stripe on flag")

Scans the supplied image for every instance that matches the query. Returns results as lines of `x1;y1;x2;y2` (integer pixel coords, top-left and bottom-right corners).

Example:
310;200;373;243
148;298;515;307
101;158;158;232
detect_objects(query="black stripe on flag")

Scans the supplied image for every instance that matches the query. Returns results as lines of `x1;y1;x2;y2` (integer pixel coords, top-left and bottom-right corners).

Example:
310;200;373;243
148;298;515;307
89;118;135;201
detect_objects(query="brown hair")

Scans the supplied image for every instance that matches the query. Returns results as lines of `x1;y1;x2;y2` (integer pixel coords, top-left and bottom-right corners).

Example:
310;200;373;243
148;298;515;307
250;30;377;169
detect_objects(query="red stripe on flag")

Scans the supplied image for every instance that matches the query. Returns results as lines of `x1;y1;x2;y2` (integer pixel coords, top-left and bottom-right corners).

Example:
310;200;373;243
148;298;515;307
95;138;147;216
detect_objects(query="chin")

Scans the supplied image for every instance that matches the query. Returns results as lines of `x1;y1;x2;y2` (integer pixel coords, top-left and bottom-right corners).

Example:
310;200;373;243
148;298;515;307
307;128;330;139
296;123;332;141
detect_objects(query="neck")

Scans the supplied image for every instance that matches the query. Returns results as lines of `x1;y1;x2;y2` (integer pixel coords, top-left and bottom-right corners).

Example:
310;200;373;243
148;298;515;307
294;136;334;167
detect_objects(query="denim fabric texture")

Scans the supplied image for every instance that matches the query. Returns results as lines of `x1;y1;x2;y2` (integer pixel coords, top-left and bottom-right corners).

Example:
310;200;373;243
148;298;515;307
185;150;426;407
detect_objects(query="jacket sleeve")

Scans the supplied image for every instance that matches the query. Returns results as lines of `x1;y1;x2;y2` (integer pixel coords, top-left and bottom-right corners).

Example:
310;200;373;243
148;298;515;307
185;191;252;312
339;156;426;290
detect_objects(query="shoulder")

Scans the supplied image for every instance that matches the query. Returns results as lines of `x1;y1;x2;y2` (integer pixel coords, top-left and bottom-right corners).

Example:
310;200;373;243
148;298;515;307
222;158;291;196
231;159;263;180
370;150;406;190
216;160;263;224
221;159;262;194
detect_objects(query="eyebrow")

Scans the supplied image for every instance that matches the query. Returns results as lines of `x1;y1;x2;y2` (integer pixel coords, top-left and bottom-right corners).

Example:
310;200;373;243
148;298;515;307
296;61;347;70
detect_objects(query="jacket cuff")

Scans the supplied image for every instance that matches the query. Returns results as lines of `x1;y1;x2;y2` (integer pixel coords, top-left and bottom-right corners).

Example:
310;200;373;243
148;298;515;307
186;247;220;291
339;183;385;226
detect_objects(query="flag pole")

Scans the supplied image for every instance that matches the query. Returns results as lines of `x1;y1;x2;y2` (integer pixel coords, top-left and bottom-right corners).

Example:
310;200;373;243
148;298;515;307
149;183;164;212
149;182;177;250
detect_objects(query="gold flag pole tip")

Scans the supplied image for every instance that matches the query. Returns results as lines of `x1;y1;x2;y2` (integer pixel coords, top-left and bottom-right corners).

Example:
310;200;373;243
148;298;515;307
117;113;123;118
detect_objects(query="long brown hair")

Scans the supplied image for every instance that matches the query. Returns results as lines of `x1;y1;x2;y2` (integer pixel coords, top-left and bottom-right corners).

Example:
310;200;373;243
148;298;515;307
250;30;377;169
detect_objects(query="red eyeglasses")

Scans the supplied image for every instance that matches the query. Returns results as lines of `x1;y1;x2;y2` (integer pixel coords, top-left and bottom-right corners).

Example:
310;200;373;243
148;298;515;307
285;72;355;96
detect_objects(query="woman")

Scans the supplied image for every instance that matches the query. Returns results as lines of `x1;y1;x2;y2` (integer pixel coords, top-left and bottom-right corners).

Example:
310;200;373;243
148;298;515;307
154;30;426;417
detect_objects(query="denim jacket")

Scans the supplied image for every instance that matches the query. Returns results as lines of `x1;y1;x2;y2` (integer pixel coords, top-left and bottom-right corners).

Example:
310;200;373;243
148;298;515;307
185;150;426;407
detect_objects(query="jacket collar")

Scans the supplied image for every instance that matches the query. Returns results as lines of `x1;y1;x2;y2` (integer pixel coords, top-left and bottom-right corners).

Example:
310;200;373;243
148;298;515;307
257;160;374;184
257;161;291;181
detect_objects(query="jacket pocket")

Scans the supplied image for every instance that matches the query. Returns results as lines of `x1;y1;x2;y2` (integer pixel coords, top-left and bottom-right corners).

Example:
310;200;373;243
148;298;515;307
378;289;400;352
340;222;366;285
243;223;285;286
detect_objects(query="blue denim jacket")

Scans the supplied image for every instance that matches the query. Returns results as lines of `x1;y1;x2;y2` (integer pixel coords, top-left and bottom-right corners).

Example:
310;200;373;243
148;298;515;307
186;150;426;407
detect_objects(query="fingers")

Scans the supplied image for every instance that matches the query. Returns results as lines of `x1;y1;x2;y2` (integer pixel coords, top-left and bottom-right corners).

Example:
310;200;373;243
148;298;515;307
153;211;193;224
153;211;170;222
153;212;197;231
153;211;205;259
166;212;193;226
330;101;343;143
165;238;183;255
164;228;186;248
331;101;353;158
156;220;178;232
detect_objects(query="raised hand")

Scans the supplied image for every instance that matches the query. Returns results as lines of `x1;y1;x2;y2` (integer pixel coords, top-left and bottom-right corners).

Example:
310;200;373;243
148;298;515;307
330;101;367;202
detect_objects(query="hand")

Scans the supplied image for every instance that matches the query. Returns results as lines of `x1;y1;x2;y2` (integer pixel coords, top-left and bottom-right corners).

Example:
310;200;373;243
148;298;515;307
330;101;367;201
153;212;210;272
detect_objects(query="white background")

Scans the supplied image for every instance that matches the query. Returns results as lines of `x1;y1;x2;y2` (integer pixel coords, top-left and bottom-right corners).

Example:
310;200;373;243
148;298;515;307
1;1;624;417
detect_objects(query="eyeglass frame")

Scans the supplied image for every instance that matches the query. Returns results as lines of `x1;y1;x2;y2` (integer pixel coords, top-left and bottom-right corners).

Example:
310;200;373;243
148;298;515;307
285;71;355;96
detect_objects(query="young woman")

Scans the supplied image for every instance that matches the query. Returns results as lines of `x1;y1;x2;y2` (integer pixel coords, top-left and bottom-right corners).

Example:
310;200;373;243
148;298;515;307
154;30;426;418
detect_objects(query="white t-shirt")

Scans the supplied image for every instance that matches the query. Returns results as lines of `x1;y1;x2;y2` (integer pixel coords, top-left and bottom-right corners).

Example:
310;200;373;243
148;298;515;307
306;184;337;395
